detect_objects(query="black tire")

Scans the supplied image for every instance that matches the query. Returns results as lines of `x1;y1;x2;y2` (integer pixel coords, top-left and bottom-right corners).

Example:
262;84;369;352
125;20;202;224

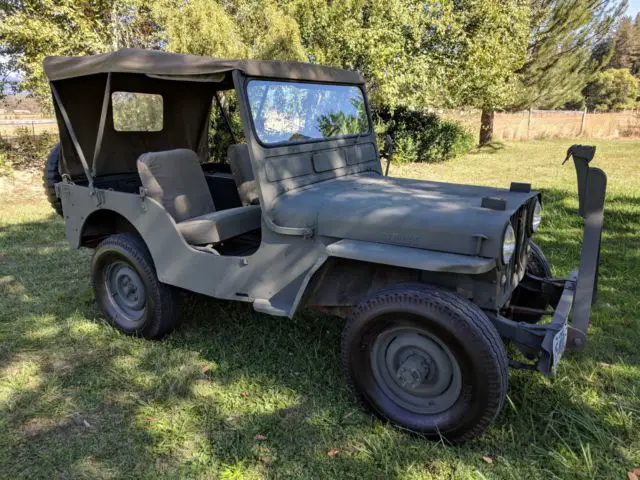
91;233;179;339
509;241;553;323
341;283;508;443
43;143;63;216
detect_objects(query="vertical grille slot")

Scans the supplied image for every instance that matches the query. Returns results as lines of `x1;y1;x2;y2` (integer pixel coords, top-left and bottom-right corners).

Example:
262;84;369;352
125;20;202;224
505;200;532;291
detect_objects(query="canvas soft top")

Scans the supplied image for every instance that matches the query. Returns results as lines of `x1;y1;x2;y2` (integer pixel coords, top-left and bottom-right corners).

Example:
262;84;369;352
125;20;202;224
44;48;364;84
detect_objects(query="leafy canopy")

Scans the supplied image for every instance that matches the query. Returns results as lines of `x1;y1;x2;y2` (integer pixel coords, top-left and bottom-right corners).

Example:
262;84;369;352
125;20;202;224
583;67;639;111
1;0;529;115
0;0;160;100
512;0;623;110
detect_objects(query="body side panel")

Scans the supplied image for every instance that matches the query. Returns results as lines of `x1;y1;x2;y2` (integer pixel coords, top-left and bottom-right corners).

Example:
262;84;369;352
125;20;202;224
58;183;326;307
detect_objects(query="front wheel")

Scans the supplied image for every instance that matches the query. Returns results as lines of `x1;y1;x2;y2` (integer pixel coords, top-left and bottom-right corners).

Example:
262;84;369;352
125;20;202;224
508;241;554;323
91;233;179;339
341;284;508;443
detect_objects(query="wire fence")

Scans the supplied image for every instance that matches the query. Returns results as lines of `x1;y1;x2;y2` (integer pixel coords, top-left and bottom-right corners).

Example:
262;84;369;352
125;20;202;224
0;118;57;138
442;109;640;140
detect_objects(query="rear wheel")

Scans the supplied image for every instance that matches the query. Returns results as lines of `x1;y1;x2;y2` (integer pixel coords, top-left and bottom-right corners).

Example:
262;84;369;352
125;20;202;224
43;143;63;216
91;233;179;339
341;283;508;443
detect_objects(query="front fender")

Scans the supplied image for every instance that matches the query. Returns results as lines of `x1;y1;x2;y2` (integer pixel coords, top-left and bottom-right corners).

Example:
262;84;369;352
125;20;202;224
325;239;496;275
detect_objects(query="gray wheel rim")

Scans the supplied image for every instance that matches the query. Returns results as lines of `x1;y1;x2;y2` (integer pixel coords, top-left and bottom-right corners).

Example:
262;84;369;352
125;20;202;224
370;326;462;414
104;261;146;327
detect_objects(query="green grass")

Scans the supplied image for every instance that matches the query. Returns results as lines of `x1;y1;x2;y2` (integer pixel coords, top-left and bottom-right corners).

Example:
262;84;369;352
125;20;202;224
1;139;639;479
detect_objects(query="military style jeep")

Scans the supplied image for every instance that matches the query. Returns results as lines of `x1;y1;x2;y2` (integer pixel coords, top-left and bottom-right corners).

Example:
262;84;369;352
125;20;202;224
43;49;606;443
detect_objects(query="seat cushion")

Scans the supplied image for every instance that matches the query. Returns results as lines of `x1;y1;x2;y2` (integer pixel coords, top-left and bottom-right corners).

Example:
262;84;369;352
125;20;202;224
138;149;215;222
177;205;261;245
228;144;260;205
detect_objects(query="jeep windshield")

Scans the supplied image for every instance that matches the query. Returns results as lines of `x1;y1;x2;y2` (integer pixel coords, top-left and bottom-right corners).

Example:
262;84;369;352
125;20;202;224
247;80;369;145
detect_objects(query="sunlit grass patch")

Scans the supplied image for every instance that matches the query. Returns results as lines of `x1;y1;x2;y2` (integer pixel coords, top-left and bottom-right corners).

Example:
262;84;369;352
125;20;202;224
1;139;639;478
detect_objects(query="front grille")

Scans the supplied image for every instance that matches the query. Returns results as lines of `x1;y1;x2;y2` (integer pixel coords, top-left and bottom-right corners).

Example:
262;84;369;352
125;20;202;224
505;200;533;292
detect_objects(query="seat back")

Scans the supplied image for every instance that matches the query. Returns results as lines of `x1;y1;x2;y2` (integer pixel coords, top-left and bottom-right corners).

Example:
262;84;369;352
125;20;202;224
228;144;260;205
137;149;215;222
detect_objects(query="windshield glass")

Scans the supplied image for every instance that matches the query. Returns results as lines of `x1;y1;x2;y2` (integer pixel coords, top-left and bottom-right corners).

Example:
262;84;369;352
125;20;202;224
247;80;369;145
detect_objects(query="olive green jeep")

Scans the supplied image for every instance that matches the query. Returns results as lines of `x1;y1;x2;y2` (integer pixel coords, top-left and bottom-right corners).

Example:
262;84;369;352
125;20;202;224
42;49;607;443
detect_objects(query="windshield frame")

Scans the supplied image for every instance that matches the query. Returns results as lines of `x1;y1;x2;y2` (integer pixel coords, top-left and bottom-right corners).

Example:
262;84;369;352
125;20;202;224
243;77;373;148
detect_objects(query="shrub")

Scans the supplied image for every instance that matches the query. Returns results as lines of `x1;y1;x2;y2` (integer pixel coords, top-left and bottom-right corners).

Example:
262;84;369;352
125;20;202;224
583;68;639;112
0;128;57;171
0;151;13;178
376;108;475;163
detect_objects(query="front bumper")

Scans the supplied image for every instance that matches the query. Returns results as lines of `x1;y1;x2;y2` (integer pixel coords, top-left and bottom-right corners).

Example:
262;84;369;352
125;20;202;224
489;145;607;377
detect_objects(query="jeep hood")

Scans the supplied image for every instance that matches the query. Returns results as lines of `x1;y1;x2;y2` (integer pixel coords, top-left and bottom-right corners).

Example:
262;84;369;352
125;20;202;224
270;173;538;258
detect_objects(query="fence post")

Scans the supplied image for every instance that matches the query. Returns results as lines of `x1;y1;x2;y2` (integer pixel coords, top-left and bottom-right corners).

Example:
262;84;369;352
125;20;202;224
527;108;532;140
580;107;587;136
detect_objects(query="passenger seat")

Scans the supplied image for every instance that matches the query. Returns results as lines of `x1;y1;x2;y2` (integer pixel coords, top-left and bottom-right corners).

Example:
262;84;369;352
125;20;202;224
137;149;261;245
227;144;260;205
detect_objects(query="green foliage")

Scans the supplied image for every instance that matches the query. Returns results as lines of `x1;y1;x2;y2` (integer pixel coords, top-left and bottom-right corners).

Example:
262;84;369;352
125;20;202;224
584;68;639;111
288;0;528;111
153;0;306;61
380;108;474;163
0;0;160;103
609;16;640;74
111;92;163;132
513;0;623;110
0;128;57;170
208;91;245;163
1;0;529;118
316;110;363;138
0;150;12;177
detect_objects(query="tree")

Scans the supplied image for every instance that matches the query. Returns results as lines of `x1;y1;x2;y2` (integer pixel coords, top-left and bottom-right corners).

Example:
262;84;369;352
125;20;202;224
517;0;622;108
583;67;638;110
0;52;15;100
152;0;306;61
475;0;625;144
610;15;640;73
2;0;529;150
288;0;528;145
0;0;160;102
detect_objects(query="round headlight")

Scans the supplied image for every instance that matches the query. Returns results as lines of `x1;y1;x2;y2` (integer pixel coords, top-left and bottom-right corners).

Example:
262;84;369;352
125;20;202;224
503;223;516;264
532;199;542;232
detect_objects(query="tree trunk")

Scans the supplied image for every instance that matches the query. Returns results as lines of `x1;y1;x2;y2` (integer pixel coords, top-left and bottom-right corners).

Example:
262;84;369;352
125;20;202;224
479;109;495;146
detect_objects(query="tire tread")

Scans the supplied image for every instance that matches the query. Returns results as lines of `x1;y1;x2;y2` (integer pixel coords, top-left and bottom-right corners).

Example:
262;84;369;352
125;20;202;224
43;143;63;216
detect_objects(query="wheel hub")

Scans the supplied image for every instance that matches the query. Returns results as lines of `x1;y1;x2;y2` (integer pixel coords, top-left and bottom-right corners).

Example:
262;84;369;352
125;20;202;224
104;261;146;325
371;326;462;414
396;353;430;389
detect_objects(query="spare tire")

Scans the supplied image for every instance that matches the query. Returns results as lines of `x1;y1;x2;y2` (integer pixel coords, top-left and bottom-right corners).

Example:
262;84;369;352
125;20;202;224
43;143;63;216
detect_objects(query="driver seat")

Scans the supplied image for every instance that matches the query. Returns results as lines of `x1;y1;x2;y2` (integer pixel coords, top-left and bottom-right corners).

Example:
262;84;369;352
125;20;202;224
137;149;261;245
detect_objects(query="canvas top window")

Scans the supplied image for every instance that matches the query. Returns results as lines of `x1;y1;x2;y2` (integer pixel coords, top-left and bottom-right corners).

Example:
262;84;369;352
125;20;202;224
247;80;369;145
112;91;163;132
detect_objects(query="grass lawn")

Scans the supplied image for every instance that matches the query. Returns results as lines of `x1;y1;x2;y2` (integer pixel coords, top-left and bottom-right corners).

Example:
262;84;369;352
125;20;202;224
1;139;639;479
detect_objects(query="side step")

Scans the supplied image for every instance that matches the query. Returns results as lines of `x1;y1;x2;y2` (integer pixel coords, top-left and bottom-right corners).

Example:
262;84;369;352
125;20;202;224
253;298;289;317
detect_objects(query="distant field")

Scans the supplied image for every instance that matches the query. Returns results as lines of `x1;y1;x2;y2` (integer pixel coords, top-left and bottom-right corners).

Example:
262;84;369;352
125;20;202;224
1;139;639;479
